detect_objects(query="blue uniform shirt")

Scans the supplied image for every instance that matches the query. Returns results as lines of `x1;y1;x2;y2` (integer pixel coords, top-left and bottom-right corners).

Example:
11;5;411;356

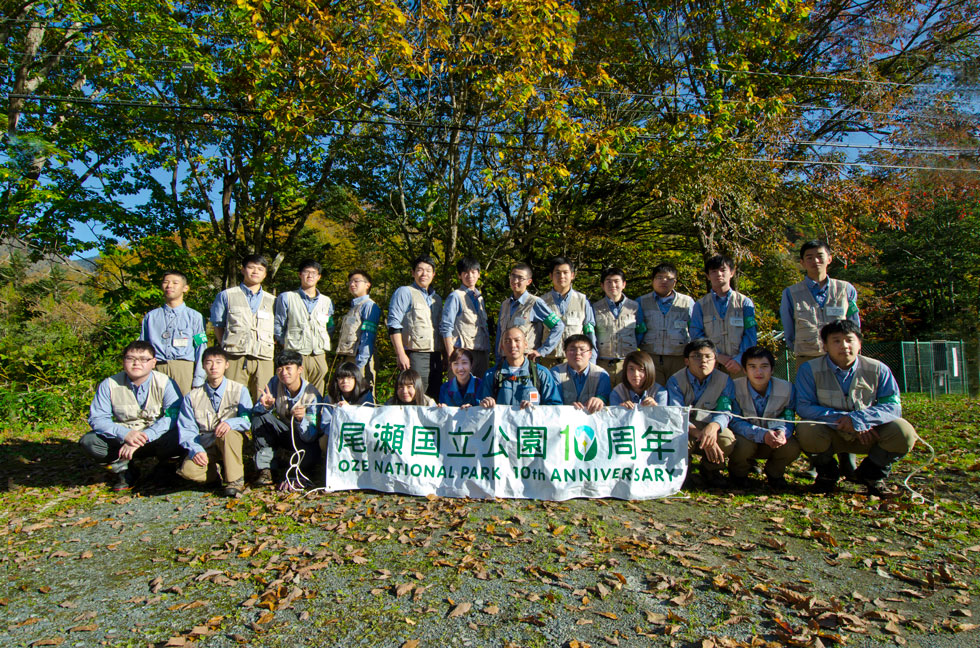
666;369;735;428
477;360;563;405
795;356;902;431
140;304;207;387
438;375;483;406
495;292;566;360
252;377;319;442
88;373;181;443
689;290;758;365
779;277;860;349
730;381;796;443
552;365;612;404
387;283;439;332
176;378;254;456
439;285;489;343
210;283;268;328
609;384;668;406
273;290;335;344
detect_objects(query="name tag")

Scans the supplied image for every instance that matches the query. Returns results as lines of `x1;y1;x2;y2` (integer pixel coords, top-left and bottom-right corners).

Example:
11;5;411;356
729;316;744;327
528;388;540;404
257;310;272;319
674;320;688;329
173;337;189;348
513;317;527;326
566;315;583;326
825;306;846;318
316;313;329;323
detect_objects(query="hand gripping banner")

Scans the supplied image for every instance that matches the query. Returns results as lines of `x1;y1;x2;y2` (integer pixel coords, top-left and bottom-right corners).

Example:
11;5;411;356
324;405;690;500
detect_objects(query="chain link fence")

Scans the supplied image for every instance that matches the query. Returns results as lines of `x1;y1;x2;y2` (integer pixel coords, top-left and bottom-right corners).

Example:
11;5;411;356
774;340;970;396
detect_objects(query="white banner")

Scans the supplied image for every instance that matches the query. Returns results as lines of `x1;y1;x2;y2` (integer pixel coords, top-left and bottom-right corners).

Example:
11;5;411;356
324;405;689;500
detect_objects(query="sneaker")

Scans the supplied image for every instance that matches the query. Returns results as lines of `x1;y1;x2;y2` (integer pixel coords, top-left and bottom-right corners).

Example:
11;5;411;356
253;469;274;487
112;465;140;491
223;478;245;498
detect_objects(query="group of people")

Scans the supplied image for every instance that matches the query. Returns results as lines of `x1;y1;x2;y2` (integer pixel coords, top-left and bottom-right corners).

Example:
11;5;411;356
80;242;918;498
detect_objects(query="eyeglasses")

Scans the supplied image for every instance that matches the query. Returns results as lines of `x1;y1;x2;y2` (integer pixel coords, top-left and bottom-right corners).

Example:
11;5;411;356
688;353;715;361
509;274;530;282
566;346;592;355
124;356;154;365
348;279;367;285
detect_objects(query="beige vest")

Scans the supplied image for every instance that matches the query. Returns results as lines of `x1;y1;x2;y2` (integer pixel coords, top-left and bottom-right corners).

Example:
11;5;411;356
553;362;604;404
611;381;663;404
808;356;883;411
733;377;793;429
187;379;247;446
450;288;490;351
282;291;333;355
273;379;321;421
788;279;851;355
542;290;588;359
498;294;541;352
336;299;373;356
593;297;639;359
671;368;729;424
698;291;748;357
107;371;171;432
400;287;442;352
385;394;436;406
221;288;275;359
639;292;693;356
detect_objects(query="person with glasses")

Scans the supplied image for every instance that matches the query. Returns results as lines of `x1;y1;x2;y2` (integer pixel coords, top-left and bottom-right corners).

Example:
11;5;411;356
80;341;182;491
666;338;737;489
551;335;611;413
638;263;694;385
335;270;381;393
273;259;335;395
495;262;564;363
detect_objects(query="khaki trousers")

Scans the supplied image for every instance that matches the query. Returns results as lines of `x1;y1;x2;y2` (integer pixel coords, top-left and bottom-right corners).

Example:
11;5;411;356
177;430;245;485
796;419;918;459
689;420;735;472
302;353;329;396
729;435;801;478
538;356;563;369
226;355;274;401
648;354;686;387
597;358;626;387
155;359;195;396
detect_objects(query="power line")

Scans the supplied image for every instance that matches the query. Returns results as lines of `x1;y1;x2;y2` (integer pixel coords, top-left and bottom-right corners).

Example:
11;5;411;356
736;157;979;172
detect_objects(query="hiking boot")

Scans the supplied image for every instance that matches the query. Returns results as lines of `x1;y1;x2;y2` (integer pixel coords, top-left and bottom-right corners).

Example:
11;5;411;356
767;475;790;492
223;478;245;498
253;469;274;487
839;453;858;481
111;464;140;491
854;458;892;497
812;477;838;494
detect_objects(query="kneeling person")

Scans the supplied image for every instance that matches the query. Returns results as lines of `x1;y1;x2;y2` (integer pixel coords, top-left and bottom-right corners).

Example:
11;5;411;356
251;351;322;488
81;341;182;490
666;338;736;488
176;346;254;497
795;320;917;495
551;334;611;413
729;346;800;490
478;326;562;408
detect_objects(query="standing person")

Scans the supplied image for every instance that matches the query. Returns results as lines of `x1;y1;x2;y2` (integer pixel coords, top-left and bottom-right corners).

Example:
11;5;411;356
540;256;596;368
80;341;182;491
729;346;801;490
176;347;254;498
795;320;918;495
250;351;322;489
439;348;482;407
689;255;757;376
140;270;207;395
496;262;564;362
551;335;611;413
780;240;860;369
479;327;563;408
388;256;443;399
273;260;334;396
610;350;668;408
440;257;491;378
592;267;645;386
666;338;737;488
638;263;694;387
335;270;382;392
210;254;275;400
